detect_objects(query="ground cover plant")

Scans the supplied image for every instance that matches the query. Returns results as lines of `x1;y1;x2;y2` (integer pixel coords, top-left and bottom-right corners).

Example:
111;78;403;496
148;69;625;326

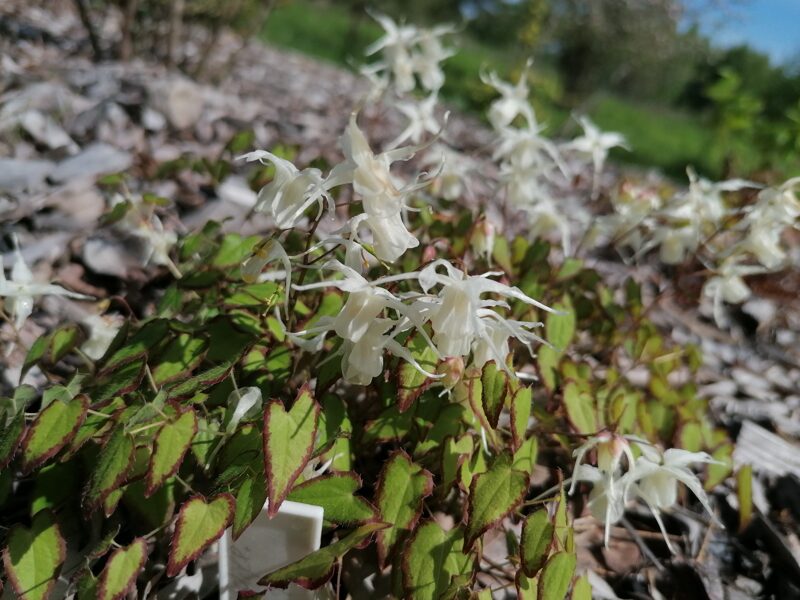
1;5;799;600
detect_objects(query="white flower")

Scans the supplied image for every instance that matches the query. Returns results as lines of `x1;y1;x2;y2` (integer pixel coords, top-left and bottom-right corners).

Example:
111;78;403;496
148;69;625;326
80;313;122;360
113;195;179;274
702;257;765;327
418;259;555;360
1;238;92;330
470;217;496;264
226;387;263;433
627;449;721;552
241;151;332;229
412;25;455;92
481;65;536;130
365;13;420;94
565;116;627;198
494;123;567;175
422;144;473;201
387;93;440;149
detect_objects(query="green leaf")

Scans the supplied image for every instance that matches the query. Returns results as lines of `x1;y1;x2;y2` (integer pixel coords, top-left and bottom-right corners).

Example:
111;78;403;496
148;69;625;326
511;386;532;451
481;361;509;429
737;465;753;532
100;319;170;375
232;473;267;540
167;494;235;577
258;522;386;589
166;360;235;401
0;409;25;469
571;574;591;600
538;552;576;600
97;538;147;600
563;382;597;435
545;297;575;351
513;436;539;475
83;426;135;514
263;386;320;517
537;345;558;391
375;451;434;566
516;572;539;600
48;323;84;364
2;510;66;600
397;334;438;412
151;334;209;386
21;394;88;473
705;442;733;491
402;522;473;600
441;435;474;493
465;452;529;550
145;408;198;496
521;510;554;577
288;473;378;526
92;358;146;403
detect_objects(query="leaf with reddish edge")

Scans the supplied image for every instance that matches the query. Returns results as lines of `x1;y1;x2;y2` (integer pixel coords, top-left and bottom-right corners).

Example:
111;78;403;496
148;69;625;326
520;510;554;577
168;494;234;577
166;360;235;401
233;473;267;541
401;521;473;600
464;452;530;551
538;551;576;600
481;361;509;429
396;333;438;412
510;385;532;452
144;408;198;497
97;538;148;600
375;450;434;567
20;394;89;473
258;522;387;589
263;386;320;517
2;510;66;600
0;410;26;470
82;426;135;515
288;473;378;526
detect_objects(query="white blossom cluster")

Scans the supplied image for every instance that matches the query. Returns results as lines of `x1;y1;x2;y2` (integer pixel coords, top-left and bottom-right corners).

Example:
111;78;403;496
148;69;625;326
570;432;721;551
597;170;800;327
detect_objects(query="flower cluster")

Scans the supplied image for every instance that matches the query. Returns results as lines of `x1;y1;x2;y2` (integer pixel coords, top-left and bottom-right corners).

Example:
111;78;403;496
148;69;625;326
362;13;454;96
571;433;720;551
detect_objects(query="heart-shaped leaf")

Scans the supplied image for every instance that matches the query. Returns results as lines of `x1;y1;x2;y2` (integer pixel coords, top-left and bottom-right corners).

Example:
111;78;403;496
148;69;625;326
21;395;88;473
263;386;320;517
375;451;434;566
288;473;378;525
145;408;197;496
402;521;473;600
151;334;209;386
521;510;554;577
258;522;386;589
97;538;148;600
538;551;576;600
465;452;529;550
167;494;234;577
2;510;66;600
481;361;509;429
83;426;135;514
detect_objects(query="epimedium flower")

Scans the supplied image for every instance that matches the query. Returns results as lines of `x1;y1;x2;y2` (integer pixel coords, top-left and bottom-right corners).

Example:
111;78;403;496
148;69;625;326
481;64;536;130
1;237;92;330
626;449;722;553
386;92;440;149
701;256;766;328
418;259;557;361
364;13;420;95
240;150;333;229
564;116;627;198
241;239;293;314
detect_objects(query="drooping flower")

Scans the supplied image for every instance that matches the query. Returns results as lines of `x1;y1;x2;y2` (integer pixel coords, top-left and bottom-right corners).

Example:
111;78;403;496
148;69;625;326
112;195;179;275
418;259;556;361
564;116;627;198
386;93;440;149
240;150;333;229
481;65;536;130
241;239;293;314
702;257;765;327
226;387;263;433
1;238;92;330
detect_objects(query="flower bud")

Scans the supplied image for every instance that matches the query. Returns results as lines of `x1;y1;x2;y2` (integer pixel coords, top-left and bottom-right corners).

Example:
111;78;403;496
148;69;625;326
436;356;464;389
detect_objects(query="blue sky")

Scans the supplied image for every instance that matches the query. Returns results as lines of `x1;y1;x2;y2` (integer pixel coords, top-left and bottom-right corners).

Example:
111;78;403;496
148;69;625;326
694;0;800;65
